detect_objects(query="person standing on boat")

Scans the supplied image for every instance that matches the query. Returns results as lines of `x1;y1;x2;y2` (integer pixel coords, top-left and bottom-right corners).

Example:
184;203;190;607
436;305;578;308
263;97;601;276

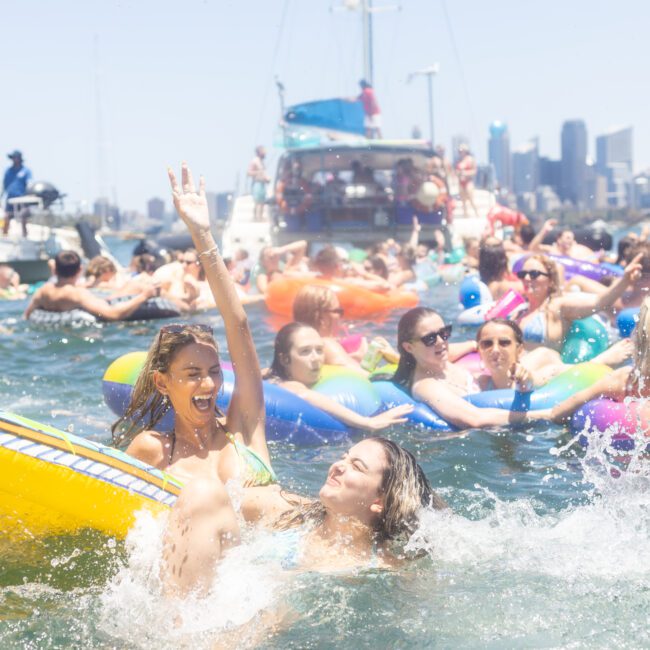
2;150;32;236
247;145;270;222
455;144;479;218
358;79;382;139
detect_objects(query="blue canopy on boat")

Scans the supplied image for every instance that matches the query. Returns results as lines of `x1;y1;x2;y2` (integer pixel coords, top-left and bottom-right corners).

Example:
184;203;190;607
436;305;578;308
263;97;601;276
285;99;365;135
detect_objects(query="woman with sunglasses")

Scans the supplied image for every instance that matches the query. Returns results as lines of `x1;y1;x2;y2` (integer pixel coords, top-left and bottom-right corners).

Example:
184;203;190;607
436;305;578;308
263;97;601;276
391;308;550;429
263;322;413;431
516;254;643;351
291;284;389;372
475;319;568;391
112;163;274;487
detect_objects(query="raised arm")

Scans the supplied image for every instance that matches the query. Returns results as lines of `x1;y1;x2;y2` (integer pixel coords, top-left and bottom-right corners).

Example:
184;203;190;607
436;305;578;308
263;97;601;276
559;254;642;323
528;219;556;253
168;163;268;462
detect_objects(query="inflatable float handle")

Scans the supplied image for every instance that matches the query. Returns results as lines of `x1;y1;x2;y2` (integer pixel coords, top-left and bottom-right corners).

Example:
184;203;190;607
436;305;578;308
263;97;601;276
484;290;525;321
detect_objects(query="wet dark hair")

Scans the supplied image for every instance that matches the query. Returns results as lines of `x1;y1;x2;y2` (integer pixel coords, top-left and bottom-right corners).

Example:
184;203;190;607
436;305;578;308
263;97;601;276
54;250;81;278
518;223;536;246
478;240;508;284
272;436;446;545
367;255;389;279
313;246;341;276
476;318;523;345
391;307;443;390
264;322;315;382
616;235;638;266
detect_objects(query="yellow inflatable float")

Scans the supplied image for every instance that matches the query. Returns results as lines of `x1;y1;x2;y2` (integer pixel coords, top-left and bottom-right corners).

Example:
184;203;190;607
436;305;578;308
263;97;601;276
0;410;180;539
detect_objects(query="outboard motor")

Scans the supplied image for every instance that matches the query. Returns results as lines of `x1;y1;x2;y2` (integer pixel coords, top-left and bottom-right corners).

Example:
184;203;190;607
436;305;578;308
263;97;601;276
26;181;63;209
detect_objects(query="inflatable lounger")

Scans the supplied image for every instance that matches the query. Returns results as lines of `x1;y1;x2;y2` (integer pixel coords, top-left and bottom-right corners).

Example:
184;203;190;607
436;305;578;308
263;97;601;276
0;410;181;538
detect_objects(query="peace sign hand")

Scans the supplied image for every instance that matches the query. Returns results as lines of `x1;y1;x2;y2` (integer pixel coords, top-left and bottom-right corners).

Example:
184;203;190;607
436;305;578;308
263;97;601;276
623;253;644;284
168;162;211;235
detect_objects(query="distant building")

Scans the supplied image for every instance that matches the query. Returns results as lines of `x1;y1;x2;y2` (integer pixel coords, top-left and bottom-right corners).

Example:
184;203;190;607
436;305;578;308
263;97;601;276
512;138;539;195
560;120;588;206
536;186;562;213
585;162;609;210
147;197;165;221
488;121;511;191
632;171;650;209
596;126;633;207
93;197;120;230
539;157;561;192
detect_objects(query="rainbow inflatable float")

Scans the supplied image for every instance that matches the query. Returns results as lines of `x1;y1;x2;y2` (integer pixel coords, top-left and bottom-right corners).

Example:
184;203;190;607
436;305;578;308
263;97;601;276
0;410;181;539
104;353;609;440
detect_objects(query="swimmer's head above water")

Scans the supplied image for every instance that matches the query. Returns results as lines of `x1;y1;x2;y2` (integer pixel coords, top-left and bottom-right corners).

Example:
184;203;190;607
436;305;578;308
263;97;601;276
112;323;222;446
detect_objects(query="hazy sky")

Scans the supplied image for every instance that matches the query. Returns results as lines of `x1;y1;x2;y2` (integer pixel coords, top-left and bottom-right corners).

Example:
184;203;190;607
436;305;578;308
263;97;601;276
1;0;648;214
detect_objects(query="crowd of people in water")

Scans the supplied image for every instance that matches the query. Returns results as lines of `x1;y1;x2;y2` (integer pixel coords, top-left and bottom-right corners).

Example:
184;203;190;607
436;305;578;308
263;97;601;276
5;162;650;607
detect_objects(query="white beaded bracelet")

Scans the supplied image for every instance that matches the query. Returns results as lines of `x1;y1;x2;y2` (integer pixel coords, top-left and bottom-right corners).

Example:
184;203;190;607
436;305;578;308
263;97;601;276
198;244;220;259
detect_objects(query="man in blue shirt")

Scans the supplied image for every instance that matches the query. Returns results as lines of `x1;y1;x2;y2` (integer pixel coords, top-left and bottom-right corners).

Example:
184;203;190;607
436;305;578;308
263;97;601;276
3;150;32;236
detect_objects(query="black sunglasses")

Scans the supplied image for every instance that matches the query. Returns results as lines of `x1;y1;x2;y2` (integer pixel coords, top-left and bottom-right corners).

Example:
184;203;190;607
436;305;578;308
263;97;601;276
160;323;213;335
478;338;514;350
417;324;452;346
156;323;213;356
516;269;550;280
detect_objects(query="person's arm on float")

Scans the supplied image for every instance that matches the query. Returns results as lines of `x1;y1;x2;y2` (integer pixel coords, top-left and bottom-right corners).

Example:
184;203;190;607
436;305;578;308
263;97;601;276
550;368;629;423
281;380;413;432
447;340;478;362
413;378;549;430
76;286;157;320
168;163;270;465
559;254;642;322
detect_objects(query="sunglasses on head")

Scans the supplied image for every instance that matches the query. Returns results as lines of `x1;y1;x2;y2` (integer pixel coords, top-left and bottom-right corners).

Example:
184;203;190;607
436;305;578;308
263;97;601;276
478;337;514;350
418;324;452;346
517;269;550;280
326;307;344;316
159;323;213;336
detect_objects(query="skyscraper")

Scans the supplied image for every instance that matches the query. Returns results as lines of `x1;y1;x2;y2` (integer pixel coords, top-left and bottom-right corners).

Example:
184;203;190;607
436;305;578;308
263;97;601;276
512;139;539;195
147;197;165;221
560;120;588;206
595;126;633;207
488;121;511;191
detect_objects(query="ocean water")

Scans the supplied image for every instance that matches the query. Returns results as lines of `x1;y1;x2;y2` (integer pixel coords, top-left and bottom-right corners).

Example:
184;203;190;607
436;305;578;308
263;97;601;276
0;237;648;649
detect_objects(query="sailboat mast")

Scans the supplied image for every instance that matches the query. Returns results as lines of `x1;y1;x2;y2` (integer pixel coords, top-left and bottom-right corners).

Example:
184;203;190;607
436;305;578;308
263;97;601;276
362;0;373;84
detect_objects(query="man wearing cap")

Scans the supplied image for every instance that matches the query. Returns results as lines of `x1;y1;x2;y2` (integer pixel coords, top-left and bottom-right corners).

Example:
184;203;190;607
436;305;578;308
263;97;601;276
3;150;32;236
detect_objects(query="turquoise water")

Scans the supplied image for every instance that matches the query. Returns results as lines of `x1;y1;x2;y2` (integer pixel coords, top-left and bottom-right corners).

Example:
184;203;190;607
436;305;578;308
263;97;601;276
1;237;649;648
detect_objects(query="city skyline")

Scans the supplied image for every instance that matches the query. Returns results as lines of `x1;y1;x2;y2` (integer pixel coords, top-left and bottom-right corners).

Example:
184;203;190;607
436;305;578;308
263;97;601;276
1;0;649;214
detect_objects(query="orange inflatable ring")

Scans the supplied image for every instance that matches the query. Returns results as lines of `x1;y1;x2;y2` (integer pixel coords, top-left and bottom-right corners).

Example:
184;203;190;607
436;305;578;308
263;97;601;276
265;276;418;319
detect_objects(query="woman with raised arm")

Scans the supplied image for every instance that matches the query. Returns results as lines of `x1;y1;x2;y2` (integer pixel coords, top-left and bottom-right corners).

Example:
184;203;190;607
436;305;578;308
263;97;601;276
516;253;643;352
112;163;274;486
